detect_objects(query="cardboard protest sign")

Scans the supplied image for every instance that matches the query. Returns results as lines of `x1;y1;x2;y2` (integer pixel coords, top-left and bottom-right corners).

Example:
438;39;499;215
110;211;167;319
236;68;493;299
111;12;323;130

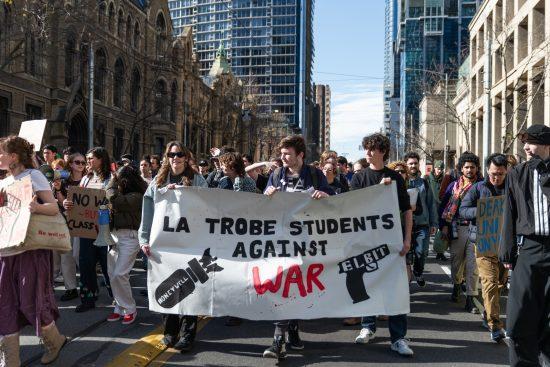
66;186;107;239
147;183;410;320
18;119;47;150
0;175;33;250
475;196;504;257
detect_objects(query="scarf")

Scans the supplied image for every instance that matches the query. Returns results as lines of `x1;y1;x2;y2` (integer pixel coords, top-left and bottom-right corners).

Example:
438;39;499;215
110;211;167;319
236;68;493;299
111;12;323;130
442;175;475;223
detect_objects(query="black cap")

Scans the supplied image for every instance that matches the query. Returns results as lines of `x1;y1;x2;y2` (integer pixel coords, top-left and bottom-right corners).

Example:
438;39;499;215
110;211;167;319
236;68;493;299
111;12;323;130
520;124;550;145
199;160;208;166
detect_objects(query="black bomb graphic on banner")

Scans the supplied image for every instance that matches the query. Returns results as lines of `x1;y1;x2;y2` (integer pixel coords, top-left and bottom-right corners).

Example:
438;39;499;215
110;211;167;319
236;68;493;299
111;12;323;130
155;248;224;308
338;244;390;303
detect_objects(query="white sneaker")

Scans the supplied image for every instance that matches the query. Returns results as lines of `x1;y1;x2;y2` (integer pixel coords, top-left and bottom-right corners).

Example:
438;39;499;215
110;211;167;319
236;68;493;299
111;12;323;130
355;328;375;344
391;338;413;356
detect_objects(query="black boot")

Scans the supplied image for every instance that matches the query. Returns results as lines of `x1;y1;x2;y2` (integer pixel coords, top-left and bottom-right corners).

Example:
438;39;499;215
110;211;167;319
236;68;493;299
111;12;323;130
174;316;197;353
450;284;460;302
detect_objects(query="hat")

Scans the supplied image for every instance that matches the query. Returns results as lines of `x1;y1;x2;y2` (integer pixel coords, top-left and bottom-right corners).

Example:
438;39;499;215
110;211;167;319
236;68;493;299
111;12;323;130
199;160;208;166
520;124;550;145
434;160;444;169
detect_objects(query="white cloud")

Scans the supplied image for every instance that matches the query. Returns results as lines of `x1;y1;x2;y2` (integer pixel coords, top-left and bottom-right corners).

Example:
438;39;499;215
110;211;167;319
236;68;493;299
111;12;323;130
329;83;384;162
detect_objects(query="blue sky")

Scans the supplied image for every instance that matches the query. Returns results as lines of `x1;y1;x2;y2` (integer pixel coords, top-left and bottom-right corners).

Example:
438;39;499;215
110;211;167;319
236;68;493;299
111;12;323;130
313;1;385;162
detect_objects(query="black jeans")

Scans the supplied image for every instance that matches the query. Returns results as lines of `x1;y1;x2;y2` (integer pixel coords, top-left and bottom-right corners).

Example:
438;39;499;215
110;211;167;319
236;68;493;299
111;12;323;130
164;315;198;340
507;236;550;366
79;238;111;303
273;319;299;337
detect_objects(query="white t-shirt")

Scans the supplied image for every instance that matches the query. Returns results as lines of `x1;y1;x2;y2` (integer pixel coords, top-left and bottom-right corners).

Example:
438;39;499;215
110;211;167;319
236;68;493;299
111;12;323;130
1;169;51;192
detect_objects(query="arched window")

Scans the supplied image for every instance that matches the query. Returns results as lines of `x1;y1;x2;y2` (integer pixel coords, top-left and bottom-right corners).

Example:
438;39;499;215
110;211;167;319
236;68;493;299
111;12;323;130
155;13;166;56
113;58;124;108
64;33;76;86
133;21;140;49
125;15;132;45
24;33;42;77
170;81;177;122
130;68;140;112
117;9;124;38
94;48;107;102
108;3;115;32
98;2;106;24
154;79;167;120
79;43;88;89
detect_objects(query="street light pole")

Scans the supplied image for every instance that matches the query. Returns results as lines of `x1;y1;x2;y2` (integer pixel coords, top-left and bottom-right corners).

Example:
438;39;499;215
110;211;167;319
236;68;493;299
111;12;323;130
443;72;449;170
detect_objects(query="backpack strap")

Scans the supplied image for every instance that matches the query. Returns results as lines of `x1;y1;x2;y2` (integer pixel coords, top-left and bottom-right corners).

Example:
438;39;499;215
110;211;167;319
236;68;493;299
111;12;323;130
309;166;319;190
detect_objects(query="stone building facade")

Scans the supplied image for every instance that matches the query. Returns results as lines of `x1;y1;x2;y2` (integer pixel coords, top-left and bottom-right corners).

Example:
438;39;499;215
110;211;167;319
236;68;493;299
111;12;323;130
0;0;243;160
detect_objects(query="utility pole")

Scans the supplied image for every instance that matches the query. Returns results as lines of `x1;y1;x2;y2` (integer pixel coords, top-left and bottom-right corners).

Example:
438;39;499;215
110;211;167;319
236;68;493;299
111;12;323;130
87;41;94;150
482;36;493;172
443;72;449;170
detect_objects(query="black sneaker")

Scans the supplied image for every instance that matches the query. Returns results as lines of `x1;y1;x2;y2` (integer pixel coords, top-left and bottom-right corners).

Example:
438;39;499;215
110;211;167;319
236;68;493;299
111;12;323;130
75;301;95;313
436;253;448;261
415;274;426;287
173;334;194;353
60;289;78;301
287;327;304;350
263;336;286;359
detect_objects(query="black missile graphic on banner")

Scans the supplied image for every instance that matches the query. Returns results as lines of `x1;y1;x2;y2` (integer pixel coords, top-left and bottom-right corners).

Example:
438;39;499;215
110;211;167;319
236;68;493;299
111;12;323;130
155;248;224;308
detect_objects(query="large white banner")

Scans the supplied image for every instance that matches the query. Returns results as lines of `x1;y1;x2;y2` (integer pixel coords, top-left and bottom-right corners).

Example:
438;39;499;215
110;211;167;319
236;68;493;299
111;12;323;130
147;183;410;320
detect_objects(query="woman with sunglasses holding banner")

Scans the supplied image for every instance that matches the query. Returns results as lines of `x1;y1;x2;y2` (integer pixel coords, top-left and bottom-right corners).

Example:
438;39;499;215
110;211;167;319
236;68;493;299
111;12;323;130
139;141;208;353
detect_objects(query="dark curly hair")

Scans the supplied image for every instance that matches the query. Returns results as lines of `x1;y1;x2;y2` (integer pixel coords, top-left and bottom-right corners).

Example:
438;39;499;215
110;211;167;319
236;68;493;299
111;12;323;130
457;151;480;171
403;152;421;162
114;165;148;195
86;147;112;181
362;133;390;161
277;135;307;159
0;136;36;169
219;152;246;177
485;153;508;169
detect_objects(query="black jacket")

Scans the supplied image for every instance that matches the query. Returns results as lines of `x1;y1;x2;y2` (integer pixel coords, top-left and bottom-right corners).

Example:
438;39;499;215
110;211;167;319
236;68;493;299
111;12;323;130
459;178;504;226
500;157;550;265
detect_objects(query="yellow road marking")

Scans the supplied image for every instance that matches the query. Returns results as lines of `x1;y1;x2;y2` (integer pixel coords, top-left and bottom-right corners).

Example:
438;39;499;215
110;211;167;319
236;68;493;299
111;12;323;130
106;317;211;367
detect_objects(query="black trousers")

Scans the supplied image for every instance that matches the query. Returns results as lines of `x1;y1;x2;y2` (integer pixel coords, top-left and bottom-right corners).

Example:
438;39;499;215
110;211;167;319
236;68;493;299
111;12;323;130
507;236;550;367
164;315;198;340
79;238;111;303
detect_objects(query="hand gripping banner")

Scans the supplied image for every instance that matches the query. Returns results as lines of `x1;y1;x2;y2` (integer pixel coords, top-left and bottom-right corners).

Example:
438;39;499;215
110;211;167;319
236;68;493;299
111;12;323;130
147;182;410;320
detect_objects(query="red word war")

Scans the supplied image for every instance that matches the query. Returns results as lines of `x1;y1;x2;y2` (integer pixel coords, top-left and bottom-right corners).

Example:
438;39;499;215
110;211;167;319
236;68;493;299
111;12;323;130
252;264;325;298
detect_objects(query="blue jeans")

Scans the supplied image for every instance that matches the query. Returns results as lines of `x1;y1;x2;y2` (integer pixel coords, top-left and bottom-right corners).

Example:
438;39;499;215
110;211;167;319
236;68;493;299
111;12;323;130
361;314;407;343
413;226;430;276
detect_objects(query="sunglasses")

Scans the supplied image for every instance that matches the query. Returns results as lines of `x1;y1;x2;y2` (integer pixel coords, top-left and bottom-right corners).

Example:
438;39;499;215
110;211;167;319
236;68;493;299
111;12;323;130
73;160;86;166
167;152;185;159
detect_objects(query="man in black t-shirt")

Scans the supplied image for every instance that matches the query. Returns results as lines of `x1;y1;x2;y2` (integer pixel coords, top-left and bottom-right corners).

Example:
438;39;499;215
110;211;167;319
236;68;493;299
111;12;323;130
350;133;414;357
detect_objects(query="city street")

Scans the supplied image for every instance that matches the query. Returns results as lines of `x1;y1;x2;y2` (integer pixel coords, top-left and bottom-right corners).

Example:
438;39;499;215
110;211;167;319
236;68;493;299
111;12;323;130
20;255;510;367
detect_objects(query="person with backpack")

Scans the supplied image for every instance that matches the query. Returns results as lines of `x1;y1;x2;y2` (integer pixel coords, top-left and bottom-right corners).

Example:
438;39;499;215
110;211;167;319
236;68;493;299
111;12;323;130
262;135;334;359
404;152;438;287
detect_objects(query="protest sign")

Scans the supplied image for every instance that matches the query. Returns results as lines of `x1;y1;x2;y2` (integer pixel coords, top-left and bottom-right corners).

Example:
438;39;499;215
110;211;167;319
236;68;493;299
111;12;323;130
475;195;504;257
18;119;47;150
0;176;33;250
147;183;410;320
66;186;107;239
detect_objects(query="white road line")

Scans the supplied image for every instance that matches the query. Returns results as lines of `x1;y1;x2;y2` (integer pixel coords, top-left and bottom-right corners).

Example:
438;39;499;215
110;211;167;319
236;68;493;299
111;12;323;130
440;265;451;277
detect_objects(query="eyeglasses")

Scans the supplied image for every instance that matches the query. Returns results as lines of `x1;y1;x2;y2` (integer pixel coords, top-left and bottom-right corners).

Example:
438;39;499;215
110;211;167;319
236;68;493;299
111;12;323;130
73;160;86;166
167;152;185;159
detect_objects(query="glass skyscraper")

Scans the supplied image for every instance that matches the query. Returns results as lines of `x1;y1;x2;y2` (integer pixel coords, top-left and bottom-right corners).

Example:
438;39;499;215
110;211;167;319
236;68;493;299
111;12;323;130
384;0;401;159
168;0;314;130
394;0;481;153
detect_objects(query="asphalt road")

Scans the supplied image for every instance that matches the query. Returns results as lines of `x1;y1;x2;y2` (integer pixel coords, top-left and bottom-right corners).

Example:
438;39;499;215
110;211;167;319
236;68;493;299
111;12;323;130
20;256;510;367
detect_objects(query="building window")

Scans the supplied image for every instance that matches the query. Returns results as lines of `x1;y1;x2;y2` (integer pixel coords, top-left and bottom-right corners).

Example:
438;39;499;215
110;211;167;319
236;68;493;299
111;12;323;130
126;15;132;45
94;49;107;102
155;136;165;156
131;133;140;159
133;22;140;49
117;9;124;38
25;103;43;120
64;33;76;87
108;3;115;32
98;2;106;24
156;13;166;56
130;68;140;112
0;96;10;136
24;33;39;76
79;44;89;90
170;81;177;122
113;127;124;160
113;57;125;108
154;79;167;120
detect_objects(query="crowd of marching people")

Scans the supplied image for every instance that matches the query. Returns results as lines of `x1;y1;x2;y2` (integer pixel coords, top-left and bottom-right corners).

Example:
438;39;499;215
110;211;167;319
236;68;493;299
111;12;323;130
0;123;549;366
